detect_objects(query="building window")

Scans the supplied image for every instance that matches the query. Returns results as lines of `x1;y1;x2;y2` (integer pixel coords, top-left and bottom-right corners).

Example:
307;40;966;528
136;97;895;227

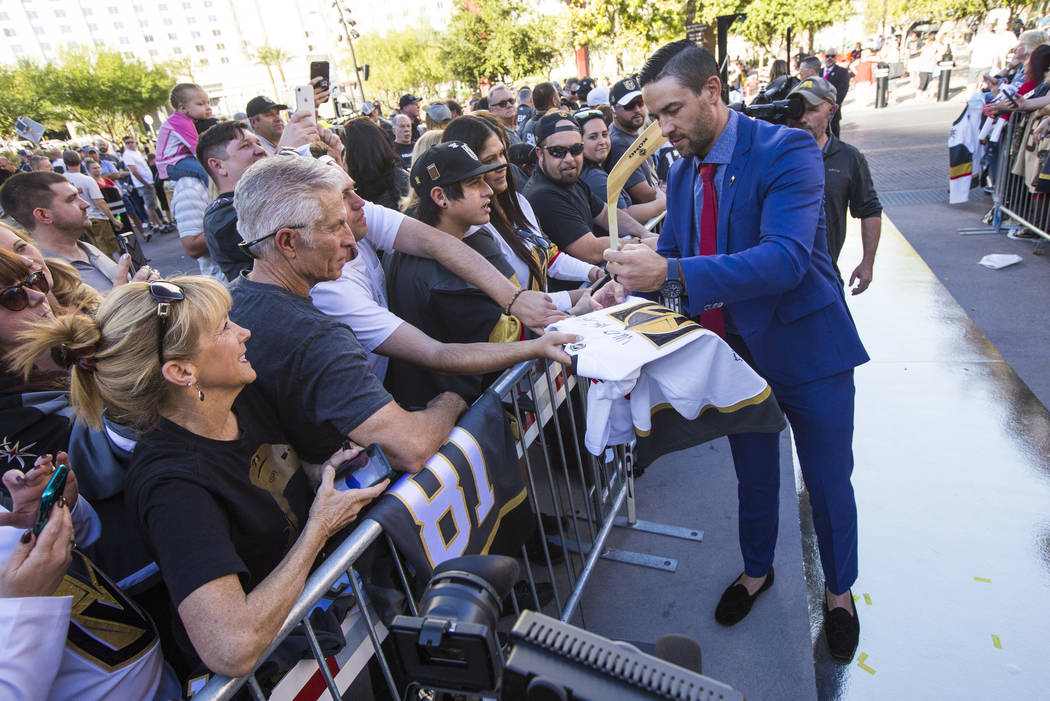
199;58;209;66
54;9;66;17
208;15;216;22
12;44;22;53
182;1;190;7
113;21;123;29
172;47;182;54
119;37;129;44
187;17;196;24
2;28;14;37
40;43;50;51
26;11;37;19
144;34;153;42
158;3;168;11
168;32;177;39
216;42;224;50
220;57;229;64
191;30;200;38
86;23;97;31
134;4;144;11
212;29;221;36
82;8;92;16
0;12;8;21
163;18;173;25
34;27;44;35
60;24;71;32
150;48;159;56
195;44;205;52
108;6;119;14
204;0;213;6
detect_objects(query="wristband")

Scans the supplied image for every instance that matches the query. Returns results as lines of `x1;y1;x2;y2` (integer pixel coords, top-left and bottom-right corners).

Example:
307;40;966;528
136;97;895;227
505;288;527;316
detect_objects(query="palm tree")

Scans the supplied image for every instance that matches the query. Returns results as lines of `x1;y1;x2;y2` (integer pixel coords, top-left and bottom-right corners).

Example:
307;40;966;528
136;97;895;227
253;44;291;98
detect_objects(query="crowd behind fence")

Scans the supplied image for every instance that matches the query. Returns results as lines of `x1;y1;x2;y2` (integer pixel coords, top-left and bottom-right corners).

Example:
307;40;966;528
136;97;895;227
978;110;1050;248
192;356;638;700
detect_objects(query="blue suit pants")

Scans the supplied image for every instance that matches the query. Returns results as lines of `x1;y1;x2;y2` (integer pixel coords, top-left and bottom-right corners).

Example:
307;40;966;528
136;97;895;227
725;335;858;595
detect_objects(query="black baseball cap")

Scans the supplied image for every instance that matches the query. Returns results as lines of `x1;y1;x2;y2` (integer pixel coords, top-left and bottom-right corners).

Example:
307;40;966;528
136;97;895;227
610;77;643;107
399;93;422;109
410;141;506;197
246;95;287;118
533;110;581;146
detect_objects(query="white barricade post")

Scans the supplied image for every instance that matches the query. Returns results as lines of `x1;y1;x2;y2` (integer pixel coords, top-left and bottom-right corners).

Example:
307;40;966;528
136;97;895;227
192;355;701;700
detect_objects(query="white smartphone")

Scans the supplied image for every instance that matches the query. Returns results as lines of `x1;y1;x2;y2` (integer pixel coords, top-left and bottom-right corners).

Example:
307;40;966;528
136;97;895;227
293;84;314;116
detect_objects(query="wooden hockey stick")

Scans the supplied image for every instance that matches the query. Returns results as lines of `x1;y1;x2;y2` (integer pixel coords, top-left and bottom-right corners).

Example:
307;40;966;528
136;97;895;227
605;119;667;250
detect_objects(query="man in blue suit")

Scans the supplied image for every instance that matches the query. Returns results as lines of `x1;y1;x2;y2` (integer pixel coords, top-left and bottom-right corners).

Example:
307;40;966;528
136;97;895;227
603;40;868;663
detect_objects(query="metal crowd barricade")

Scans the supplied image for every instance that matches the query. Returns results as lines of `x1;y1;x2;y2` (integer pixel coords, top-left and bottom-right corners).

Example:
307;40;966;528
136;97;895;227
192;356;700;700
963;110;1050;250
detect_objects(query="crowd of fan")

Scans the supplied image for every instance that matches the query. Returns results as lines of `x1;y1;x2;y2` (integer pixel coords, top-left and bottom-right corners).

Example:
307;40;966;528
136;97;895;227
0;44;893;695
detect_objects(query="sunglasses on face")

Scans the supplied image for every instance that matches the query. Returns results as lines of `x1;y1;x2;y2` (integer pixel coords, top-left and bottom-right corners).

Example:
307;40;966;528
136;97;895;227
542;143;585;159
0;271;49;312
150;280;184;364
491;98;516;109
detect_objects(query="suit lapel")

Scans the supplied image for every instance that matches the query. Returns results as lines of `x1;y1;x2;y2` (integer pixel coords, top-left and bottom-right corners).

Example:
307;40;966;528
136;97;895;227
718;116;753;253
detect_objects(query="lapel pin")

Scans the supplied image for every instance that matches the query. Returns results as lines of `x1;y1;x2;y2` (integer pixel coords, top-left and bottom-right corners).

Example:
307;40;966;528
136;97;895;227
729;175;735;185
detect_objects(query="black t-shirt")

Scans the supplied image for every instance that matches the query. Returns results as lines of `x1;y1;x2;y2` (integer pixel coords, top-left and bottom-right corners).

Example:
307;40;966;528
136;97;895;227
522;168;604;250
203;192;253;281
607;123;657;190
384;229;516;409
394;142;414;170
125;385;314;670
228;274;393;462
822;136;882;277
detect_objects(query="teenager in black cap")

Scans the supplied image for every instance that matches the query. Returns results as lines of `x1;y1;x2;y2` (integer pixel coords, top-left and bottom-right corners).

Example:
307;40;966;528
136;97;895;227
399;94;424;141
245;95;288;156
384;141;526;408
521;111;655;264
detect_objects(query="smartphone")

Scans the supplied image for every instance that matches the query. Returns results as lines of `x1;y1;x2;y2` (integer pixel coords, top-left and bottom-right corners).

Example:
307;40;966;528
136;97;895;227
33;463;70;535
117;231;149;275
333;444;395;491
310;58;330;93
294;84;314;116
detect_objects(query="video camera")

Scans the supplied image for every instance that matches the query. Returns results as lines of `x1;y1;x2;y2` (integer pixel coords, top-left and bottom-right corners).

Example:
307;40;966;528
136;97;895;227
390;555;744;700
730;75;805;125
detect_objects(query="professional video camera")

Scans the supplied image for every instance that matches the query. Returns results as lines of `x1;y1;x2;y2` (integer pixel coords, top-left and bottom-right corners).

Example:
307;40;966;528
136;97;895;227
390;555;744;700
730;74;805;125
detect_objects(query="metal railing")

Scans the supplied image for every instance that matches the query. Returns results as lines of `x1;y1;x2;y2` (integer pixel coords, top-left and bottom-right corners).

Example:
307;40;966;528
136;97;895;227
191;357;641;700
964;110;1050;250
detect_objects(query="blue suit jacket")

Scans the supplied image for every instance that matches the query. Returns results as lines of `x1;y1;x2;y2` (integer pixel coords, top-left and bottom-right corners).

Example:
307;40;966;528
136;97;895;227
658;114;868;386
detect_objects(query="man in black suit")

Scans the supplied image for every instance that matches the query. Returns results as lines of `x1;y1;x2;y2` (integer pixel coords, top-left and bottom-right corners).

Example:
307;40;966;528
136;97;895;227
822;49;852;137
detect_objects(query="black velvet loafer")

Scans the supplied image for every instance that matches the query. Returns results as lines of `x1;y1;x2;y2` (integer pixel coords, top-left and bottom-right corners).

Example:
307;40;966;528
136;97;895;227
714;566;774;626
823;591;860;664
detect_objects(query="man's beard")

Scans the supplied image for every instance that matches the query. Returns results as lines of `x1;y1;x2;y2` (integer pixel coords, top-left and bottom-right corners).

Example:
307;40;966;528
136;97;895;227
543;160;580;186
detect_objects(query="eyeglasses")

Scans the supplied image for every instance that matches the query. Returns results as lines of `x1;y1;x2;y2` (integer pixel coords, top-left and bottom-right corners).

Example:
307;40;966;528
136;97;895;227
542;143;584;159
237;224;305;259
0;271;50;312
149;281;184;364
491;98;516;109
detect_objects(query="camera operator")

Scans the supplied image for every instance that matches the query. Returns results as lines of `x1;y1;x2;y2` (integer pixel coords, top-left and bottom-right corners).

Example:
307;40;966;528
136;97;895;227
787;77;882;294
601;41;868;664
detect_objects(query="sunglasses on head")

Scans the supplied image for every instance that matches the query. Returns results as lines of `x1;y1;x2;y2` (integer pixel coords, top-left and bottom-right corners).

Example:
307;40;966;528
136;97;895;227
0;271;49;312
542;143;585;159
150;280;184;364
574;109;604;123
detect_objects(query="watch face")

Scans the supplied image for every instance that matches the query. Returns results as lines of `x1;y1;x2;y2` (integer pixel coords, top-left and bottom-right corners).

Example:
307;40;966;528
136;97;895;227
660;279;683;298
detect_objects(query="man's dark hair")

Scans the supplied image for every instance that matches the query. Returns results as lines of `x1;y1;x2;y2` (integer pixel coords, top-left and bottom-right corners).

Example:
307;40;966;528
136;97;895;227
196;120;249;179
170;82;201;110
639;40;719;93
62;149;81;168
412;180;466;226
799;56;822;74
446;99;463;118
0;171;70;230
532;82;558;112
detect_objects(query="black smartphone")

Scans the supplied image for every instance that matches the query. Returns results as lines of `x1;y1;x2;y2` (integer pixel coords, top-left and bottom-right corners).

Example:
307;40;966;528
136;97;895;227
333;443;395;490
310;60;330;93
117;231;149;275
33;463;70;536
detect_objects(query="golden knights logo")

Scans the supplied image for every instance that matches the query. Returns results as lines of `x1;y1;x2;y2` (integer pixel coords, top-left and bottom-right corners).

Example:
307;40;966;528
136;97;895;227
607;301;703;348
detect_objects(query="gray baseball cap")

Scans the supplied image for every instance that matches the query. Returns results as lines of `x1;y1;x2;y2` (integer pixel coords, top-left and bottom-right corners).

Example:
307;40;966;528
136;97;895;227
789;76;839;106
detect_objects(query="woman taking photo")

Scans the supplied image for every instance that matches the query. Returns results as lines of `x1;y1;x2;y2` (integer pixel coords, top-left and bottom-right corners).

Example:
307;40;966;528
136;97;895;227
10;275;386;688
441;115;601;309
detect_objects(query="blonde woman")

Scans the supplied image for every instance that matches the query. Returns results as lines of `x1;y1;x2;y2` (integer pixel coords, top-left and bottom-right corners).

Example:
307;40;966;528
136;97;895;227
11;276;387;689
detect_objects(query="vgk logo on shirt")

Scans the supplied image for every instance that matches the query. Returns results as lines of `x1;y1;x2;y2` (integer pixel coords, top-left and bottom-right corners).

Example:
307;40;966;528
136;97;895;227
370;391;530;576
249;442;302;543
57;550;158;671
607;301;703;349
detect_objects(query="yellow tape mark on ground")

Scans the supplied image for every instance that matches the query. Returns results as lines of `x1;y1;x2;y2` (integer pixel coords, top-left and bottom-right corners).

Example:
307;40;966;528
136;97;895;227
974;576;992;583
991;635;1002;649
863;593;872;606
857;652;876;675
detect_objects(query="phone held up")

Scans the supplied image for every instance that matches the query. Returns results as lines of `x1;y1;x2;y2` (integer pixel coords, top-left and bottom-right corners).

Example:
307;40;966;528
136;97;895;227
309;57;330;93
333;444;396;491
34;463;71;535
117;231;149;275
293;84;314;118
